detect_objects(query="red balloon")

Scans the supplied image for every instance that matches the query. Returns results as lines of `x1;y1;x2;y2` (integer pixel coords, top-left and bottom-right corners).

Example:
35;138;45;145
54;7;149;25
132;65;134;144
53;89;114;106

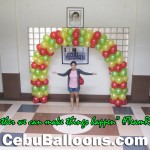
43;79;49;85
56;30;61;37
119;82;127;89
122;99;128;105
109;67;114;72
33;97;40;104
94;31;101;39
109;45;117;54
31;62;38;69
102;51;110;58
40;96;48;104
74;28;80;34
36;44;42;51
47;52;54;56
39;49;47;56
111;82;119;88
30;80;36;85
91;37;98;45
115;99;123;107
109;98;115;104
35;79;42;87
72;32;79;39
72;39;79;46
56;37;63;44
90;44;95;48
121;61;127;68
115;64;122;72
50;32;57;39
39;64;47;70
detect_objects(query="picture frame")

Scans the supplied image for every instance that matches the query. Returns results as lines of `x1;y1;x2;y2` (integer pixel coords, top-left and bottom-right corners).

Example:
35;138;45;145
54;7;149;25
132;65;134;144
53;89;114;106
67;7;84;28
61;46;89;64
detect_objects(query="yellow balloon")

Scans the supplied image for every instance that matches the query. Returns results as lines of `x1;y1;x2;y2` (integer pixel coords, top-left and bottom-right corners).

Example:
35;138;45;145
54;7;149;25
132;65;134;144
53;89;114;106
35;58;43;65
31;74;38;81
102;44;110;51
107;40;115;47
84;41;90;47
44;60;50;66
43;90;49;96
119;94;126;100
108;61;115;68
123;76;128;82
60;31;67;38
47;46;55;53
110;76;115;82
62;40;68;46
40;41;48;49
111;93;118;100
116;57;124;64
32;56;37;61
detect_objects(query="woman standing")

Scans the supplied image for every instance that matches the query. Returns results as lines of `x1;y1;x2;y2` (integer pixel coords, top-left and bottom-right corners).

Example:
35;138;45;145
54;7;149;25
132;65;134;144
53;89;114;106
52;61;97;110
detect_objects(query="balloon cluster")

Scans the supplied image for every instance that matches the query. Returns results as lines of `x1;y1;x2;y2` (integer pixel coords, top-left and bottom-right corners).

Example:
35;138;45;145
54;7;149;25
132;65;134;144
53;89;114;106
30;30;64;103
30;28;128;106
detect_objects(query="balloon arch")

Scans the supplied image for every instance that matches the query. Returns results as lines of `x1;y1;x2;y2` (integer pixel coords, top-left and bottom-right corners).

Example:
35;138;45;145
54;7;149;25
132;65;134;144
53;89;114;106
30;28;128;107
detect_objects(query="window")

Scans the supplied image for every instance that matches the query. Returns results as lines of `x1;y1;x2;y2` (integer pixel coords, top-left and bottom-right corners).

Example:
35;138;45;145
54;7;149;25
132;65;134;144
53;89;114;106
28;27;129;64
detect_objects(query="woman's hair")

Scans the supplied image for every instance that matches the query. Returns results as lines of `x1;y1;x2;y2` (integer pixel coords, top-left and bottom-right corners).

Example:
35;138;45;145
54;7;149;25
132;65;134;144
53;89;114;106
72;12;79;18
70;61;77;66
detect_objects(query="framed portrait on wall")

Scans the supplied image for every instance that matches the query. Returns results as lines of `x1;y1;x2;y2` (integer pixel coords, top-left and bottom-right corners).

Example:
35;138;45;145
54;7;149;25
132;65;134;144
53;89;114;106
61;46;89;64
67;7;84;28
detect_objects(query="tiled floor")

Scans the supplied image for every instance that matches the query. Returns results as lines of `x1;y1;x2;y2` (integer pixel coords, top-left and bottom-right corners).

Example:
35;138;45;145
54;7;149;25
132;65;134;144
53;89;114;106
0;101;150;150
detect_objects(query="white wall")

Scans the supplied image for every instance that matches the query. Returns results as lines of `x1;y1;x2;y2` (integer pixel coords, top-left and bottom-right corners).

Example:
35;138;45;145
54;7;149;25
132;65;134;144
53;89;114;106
0;0;19;73
0;56;3;92
133;0;150;75
16;0;136;95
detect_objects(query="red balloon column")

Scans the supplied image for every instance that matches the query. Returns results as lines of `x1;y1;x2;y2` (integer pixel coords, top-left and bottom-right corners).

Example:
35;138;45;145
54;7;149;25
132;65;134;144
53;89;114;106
30;28;128;106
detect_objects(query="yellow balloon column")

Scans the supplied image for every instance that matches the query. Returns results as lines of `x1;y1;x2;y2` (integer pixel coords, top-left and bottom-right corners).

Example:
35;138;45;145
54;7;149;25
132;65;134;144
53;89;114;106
30;28;128;106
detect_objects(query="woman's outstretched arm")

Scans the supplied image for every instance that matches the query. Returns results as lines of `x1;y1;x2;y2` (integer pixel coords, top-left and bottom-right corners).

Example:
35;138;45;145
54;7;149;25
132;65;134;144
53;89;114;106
78;69;97;75
52;70;69;77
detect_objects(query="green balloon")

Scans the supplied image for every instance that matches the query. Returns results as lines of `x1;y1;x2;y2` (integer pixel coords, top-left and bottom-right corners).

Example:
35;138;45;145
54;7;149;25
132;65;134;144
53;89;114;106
95;44;101;50
67;28;73;35
123;88;128;94
115;50;122;57
36;91;43;98
40;85;48;92
49;38;56;46
99;34;107;45
80;28;86;36
66;36;73;43
114;88;123;95
42;69;48;75
43;55;50;62
104;57;110;62
54;43;60;49
34;69;41;76
68;41;73;46
43;34;50;42
34;51;41;58
110;88;115;93
111;71;119;78
32;85;39;92
30;68;35;73
109;54;116;61
120;68;127;77
79;36;85;43
79;42;84;46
